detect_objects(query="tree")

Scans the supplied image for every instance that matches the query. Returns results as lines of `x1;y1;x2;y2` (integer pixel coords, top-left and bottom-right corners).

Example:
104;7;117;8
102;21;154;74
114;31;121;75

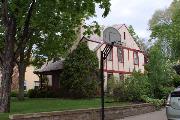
0;0;111;112
146;44;165;98
60;42;99;98
146;42;175;99
149;0;180;60
147;0;180;99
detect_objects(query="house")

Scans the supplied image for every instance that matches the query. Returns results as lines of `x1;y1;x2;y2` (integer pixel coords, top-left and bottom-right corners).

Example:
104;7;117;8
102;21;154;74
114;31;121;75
0;66;39;91
25;66;39;90
33;24;145;90
81;24;145;88
0;24;145;91
33;60;64;90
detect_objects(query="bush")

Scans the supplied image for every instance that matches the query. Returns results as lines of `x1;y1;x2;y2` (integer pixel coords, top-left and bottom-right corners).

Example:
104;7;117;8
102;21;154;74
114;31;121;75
27;87;60;98
107;76;119;96
159;86;174;99
60;42;99;98
113;82;128;102
11;90;18;97
11;90;28;97
172;74;180;87
113;71;150;102
141;95;165;109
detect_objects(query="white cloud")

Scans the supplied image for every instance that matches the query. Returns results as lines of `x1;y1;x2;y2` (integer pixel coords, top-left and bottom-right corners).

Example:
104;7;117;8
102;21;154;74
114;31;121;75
87;0;173;39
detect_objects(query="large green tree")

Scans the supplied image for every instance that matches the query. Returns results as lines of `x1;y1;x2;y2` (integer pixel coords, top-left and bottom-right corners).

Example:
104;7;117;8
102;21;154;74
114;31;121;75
148;0;180;98
0;0;111;112
149;0;180;60
60;42;99;98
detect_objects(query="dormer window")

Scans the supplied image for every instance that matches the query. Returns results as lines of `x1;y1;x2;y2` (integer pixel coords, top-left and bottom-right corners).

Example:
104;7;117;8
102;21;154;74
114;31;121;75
124;32;126;40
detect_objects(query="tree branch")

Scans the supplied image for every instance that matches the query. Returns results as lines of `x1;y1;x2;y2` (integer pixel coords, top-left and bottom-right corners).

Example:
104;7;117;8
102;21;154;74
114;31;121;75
15;0;35;59
0;51;3;65
1;0;9;26
25;44;32;65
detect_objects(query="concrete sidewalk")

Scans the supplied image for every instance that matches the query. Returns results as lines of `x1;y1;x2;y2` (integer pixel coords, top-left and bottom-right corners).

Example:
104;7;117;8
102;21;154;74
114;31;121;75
119;109;167;120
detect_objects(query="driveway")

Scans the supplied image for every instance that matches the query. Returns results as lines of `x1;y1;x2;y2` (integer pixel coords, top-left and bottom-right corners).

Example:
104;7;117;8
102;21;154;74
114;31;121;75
119;109;167;120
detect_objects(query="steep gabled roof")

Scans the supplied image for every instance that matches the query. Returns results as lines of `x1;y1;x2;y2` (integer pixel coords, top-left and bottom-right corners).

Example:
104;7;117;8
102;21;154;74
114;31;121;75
112;24;124;30
86;34;103;43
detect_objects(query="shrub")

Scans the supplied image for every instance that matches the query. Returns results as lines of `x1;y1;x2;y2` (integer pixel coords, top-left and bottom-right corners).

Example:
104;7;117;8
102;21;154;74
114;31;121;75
11;90;28;97
107;76;119;96
113;71;151;102
159;86;174;99
27;89;38;98
141;95;165;109
172;74;180;87
113;82;128;102
11;90;18;97
60;42;99;98
27;87;60;98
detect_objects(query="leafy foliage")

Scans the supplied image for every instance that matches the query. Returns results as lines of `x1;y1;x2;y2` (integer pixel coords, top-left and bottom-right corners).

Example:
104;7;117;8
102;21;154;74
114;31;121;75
113;71;150;102
141;95;165;109
60;42;99;98
149;0;180;60
107;76;119;96
146;44;175;99
27;87;60;98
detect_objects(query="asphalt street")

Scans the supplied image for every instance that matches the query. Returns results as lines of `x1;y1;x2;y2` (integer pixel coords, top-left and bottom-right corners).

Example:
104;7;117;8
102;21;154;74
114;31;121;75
119;109;167;120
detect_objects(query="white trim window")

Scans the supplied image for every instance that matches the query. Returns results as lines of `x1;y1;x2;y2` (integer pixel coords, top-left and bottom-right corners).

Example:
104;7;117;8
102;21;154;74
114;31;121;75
117;48;123;63
134;52;139;65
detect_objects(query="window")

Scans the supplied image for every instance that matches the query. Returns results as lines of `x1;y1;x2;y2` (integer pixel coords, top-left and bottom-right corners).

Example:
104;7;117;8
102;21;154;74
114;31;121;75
134;52;139;65
119;74;124;81
117;48;123;62
24;80;27;90
171;91;180;97
107;50;113;61
34;81;40;89
124;32;126;40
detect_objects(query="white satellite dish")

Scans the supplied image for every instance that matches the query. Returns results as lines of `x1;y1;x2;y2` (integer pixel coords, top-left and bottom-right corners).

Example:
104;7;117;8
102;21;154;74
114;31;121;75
103;27;121;46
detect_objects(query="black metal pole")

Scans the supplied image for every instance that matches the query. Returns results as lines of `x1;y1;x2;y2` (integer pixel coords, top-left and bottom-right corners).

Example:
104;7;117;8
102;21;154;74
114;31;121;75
100;51;105;120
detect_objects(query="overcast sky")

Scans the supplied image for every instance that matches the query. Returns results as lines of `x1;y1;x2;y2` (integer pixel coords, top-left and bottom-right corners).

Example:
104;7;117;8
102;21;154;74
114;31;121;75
87;0;173;39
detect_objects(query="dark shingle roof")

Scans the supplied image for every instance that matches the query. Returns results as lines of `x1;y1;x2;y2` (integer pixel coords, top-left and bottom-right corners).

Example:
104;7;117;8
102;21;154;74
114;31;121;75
34;60;64;73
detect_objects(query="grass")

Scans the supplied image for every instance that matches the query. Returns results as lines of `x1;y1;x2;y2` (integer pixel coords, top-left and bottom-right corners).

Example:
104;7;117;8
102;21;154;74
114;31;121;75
0;97;130;120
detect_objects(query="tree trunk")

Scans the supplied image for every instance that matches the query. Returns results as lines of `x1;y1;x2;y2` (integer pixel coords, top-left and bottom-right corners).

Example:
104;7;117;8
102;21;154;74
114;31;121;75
0;15;16;113
18;63;26;101
17;41;33;101
0;63;14;112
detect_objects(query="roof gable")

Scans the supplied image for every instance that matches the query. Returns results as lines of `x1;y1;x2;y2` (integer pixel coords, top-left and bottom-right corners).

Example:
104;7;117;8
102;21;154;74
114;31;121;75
82;24;141;51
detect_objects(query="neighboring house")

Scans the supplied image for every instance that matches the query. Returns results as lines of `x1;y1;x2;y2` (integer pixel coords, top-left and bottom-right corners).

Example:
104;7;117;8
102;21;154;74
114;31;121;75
25;66;39;90
33;60;64;90
81;24;145;88
0;66;39;91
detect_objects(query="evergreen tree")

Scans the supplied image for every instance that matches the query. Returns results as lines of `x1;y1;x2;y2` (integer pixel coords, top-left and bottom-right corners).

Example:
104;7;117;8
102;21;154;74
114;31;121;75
60;42;99;98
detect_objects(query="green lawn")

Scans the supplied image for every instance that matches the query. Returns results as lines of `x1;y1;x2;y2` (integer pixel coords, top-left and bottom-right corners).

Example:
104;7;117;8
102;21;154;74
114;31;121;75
0;98;130;120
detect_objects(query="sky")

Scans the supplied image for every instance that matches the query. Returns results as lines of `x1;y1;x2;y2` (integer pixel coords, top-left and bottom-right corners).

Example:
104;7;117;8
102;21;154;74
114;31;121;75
87;0;173;39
